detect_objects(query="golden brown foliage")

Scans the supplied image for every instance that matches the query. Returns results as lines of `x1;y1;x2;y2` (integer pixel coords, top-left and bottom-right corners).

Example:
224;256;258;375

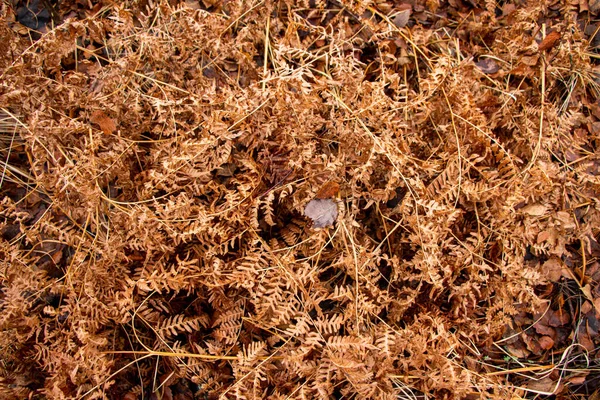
1;0;600;398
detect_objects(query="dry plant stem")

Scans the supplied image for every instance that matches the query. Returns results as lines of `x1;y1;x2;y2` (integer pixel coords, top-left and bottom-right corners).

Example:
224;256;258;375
485;364;556;377
579;238;586;286
80;354;155;398
262;15;270;92
0;124;17;189
340;220;361;331
441;87;463;208
523;25;547;174
104;350;243;361
221;0;266;35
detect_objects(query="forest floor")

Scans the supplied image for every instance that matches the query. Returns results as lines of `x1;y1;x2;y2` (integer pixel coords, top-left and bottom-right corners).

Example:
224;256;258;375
1;0;600;399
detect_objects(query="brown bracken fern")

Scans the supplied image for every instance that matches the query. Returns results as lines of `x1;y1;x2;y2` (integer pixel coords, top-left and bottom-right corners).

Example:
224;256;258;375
1;0;600;399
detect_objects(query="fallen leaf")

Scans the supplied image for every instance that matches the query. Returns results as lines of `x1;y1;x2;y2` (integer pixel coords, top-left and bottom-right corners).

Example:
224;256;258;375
534;321;556;338
510;63;534;76
594;297;600;313
505;342;530;359
537;230;551;243
304;199;338;228
521;203;547;216
475;58;500;74
555;211;575;229
538;335;554;350
185;0;202;9
581;284;594;302
90;110;117;134
568;375;587;385
577;326;595;351
316;181;340;199
526;376;561;394
542;257;569;282
522;333;541;354
392;10;411;28
546;309;570;327
538;31;561;52
502;4;516;16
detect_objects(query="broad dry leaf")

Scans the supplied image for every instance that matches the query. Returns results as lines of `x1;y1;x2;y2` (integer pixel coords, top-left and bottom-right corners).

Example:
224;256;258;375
315;181;340;199
542;257;569;282
568;375;588;385
505;342;530;359
594;297;600;313
581;284;594;302
538;335;554;350
577;326;595;351
392;10;410;28
475;58;499;74
521;203;547;216
526;376;561;394
538;31;561;51
521;54;539;66
546;309;570;327
555;211;575;229
304;199;337;228
90;110;117;134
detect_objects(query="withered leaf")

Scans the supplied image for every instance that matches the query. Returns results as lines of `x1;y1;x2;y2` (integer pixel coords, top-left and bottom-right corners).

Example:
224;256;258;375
568;375;588;385
521;54;539;66
90;110;117;134
505;342;530;359
538;31;561;52
581;284;594;302
315;181;340;199
392;10;411;28
577;325;595;351
521;203;547;216
542;257;569;282
510;63;534;76
534;320;556;337
526;376;561;394
475;58;500;74
502;3;516;16
581;301;593;315
184;0;202;9
304;199;337;228
547;309;570;327
522;333;542;354
538;335;555;350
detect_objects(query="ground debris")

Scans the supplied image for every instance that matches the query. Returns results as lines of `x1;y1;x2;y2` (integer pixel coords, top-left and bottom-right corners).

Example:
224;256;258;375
1;0;600;398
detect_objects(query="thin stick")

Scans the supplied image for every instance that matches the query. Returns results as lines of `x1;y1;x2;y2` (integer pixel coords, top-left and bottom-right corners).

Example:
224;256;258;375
262;15;270;91
523;24;546;173
485;364;555;377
